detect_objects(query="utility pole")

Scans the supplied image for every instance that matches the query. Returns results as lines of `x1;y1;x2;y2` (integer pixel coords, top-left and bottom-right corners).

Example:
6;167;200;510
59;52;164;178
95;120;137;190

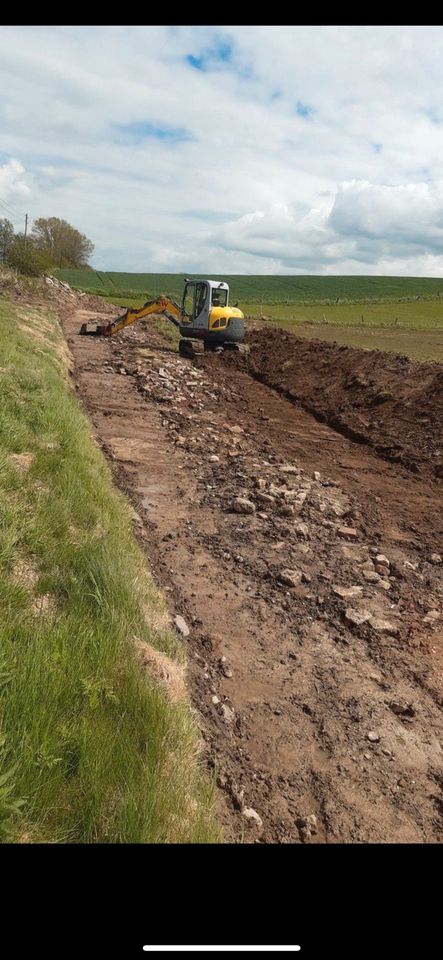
24;213;28;251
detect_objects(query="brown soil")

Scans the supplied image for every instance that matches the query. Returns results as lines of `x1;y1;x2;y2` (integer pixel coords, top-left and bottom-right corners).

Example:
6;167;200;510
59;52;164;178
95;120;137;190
8;276;443;844
229;327;443;478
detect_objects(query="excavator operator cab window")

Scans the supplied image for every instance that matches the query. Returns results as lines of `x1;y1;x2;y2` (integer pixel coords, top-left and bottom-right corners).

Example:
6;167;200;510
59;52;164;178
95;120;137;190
211;287;228;307
194;282;207;320
182;285;193;323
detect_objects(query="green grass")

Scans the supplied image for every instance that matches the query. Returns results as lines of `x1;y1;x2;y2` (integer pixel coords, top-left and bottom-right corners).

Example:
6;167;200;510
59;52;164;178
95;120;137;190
55;269;443;305
243;299;443;329
0;296;219;843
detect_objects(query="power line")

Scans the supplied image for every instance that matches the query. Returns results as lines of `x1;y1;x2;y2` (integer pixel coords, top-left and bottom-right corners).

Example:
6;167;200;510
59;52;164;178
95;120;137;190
0;195;24;222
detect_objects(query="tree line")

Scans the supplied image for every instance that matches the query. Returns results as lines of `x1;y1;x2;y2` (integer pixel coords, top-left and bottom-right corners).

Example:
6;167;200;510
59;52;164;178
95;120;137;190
0;216;94;275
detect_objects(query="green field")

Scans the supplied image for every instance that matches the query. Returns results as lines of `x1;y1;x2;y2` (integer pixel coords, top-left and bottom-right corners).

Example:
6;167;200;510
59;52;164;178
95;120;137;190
55;269;443;305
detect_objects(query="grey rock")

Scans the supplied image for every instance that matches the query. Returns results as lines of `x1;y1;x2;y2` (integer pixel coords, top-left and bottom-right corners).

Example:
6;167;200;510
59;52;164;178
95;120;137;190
174;614;190;637
375;554;390;568
221;703;235;723
363;570;380;583
345;608;371;626
243;807;263;828
278;568;302;588
337;526;359;540
297;813;318;841
424;610;440;624
333;585;363;599
220;656;233;678
369;616;399;635
232;497;256;514
294;521;310;540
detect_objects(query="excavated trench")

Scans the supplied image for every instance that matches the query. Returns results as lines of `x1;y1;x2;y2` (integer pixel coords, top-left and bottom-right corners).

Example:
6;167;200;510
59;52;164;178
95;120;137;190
60;299;443;844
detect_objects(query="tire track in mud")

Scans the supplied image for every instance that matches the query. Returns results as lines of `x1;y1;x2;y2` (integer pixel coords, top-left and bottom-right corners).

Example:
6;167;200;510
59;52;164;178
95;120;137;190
63;307;443;844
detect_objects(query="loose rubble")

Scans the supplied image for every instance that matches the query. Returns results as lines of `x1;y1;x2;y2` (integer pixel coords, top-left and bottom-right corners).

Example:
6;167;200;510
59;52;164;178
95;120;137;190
56;293;443;845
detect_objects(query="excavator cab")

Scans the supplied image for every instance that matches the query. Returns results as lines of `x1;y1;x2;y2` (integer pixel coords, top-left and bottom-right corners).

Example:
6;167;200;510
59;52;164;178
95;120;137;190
181;279;210;328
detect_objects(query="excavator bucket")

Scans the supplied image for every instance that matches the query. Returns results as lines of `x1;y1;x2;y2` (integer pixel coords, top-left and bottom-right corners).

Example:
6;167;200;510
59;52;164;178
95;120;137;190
79;321;107;335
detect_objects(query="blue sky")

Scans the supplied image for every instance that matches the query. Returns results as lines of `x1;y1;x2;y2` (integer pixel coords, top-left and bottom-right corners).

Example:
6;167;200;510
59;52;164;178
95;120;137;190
2;25;443;275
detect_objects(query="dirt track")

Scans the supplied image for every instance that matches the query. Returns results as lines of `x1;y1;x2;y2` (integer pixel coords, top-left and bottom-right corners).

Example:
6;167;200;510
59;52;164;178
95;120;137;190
60;299;443;844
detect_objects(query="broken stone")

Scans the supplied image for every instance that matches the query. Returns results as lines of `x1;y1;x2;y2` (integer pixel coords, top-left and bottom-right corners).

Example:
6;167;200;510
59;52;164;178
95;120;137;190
389;700;416;719
232;497;256;514
378;580;391;592
297;813;318;841
208;454;220;463
333;585;363;599
345;608;371;627
375;554;390;568
363;570;380;583
423;610;440;624
243;807;263;828
294;522;310;540
220;656;233;678
282;489;301;502
367;731;380;743
221;703;235;723
278;568;302;588
212;695;220;705
430;553;442;565
313;471;321;481
255;492;275;505
369;617;399;635
174;615;190;637
337;526;359;540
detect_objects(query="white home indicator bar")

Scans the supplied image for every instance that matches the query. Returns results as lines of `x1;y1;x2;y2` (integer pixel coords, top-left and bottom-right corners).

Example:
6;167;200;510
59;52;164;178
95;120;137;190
143;948;301;953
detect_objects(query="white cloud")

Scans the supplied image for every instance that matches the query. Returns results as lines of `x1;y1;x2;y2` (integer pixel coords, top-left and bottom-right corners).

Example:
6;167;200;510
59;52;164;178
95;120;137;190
2;26;443;273
0;159;31;201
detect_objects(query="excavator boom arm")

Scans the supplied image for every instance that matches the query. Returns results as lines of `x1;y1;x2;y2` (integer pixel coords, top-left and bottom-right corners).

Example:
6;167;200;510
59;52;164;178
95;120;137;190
80;296;182;337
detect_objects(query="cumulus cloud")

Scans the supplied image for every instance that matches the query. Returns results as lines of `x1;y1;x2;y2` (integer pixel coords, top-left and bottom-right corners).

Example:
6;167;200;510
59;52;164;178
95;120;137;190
1;25;443;274
0;159;31;200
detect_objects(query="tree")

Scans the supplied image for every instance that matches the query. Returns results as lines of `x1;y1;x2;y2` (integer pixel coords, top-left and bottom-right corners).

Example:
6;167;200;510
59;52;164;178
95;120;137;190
0;218;14;263
6;233;54;276
31;217;94;268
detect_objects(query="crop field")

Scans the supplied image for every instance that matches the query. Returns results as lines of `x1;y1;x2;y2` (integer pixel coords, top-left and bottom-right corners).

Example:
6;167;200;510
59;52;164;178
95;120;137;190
55;269;443;304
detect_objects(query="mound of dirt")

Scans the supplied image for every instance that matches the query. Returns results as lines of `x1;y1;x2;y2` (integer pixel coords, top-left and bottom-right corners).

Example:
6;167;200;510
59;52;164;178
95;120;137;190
228;327;443;478
0;269;118;319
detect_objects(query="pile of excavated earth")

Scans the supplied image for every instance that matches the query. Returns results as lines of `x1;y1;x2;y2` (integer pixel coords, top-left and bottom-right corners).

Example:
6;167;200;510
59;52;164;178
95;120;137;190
3;272;443;843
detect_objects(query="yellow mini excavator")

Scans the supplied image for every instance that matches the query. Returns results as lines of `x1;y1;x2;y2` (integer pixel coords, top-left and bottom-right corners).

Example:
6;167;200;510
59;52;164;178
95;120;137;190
80;278;245;357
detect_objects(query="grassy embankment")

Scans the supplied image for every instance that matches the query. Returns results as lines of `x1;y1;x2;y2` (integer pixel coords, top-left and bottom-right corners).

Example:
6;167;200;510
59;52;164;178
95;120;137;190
0;296;218;843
